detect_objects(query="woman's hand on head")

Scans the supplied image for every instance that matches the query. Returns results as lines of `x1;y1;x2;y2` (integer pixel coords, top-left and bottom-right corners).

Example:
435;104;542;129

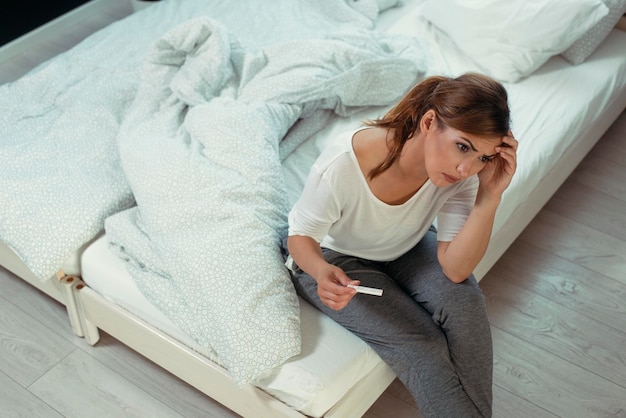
314;264;359;311
477;131;518;199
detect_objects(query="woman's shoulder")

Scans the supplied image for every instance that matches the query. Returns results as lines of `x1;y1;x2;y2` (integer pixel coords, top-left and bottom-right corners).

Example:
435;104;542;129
351;127;390;172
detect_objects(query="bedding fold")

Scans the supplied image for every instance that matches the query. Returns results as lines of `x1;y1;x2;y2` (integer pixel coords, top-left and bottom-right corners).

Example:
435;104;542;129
0;0;403;282
104;16;426;384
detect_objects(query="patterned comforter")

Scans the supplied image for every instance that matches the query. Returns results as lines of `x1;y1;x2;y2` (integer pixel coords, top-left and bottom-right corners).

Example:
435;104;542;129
0;0;427;383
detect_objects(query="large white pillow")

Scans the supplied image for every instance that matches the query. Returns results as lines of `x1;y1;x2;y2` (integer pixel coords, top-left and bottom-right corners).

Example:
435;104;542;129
562;0;626;65
421;0;609;82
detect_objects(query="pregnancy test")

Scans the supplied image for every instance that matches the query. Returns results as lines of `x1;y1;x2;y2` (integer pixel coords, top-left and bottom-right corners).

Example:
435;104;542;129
347;284;383;296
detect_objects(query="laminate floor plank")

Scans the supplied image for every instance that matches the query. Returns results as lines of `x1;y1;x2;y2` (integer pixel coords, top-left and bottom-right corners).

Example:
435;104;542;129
486;240;626;333
491;327;626;418
0;370;64;418
518;209;626;284
0;292;76;387
383;378;418;406
492;384;559;418
544;179;626;242
30;348;185;418
483;278;626;388
0;267;83;346
583;111;626;166
77;332;240;418
566;114;626;203
363;378;423;417
569;154;626;201
363;390;424;418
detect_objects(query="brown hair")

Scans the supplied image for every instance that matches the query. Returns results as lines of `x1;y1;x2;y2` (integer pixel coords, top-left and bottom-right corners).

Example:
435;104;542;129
366;72;510;179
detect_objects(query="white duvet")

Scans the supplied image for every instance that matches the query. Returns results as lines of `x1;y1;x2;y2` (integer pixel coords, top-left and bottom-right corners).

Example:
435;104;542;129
0;0;408;282
103;13;426;384
0;0;428;385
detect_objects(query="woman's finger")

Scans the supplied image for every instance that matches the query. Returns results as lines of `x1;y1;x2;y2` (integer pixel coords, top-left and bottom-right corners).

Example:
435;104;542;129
502;132;518;150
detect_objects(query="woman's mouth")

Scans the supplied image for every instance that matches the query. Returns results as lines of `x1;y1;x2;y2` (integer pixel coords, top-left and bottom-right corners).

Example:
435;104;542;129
443;173;460;183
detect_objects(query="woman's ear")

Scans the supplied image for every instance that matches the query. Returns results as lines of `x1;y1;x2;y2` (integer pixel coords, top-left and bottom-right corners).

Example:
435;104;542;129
420;110;437;133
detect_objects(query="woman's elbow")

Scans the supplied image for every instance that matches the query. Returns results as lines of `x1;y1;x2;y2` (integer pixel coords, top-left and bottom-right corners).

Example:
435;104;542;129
441;265;472;283
437;244;472;283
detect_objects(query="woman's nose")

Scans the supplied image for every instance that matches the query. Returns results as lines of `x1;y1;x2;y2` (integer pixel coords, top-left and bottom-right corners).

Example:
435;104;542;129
456;161;471;178
457;158;478;178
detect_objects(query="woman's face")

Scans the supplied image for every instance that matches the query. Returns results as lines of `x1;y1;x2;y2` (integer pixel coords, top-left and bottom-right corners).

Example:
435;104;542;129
424;118;500;187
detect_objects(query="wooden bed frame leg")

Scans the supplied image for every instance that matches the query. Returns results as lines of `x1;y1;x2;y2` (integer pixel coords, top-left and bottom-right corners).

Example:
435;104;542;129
73;279;101;345
58;271;85;338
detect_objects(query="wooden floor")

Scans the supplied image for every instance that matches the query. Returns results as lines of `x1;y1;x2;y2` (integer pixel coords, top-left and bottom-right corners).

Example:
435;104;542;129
1;1;625;417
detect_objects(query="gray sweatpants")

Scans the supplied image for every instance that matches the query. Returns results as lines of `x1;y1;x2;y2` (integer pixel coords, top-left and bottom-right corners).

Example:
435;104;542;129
288;228;493;418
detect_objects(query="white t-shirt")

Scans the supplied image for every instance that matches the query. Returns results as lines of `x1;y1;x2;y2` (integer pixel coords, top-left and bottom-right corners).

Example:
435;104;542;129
288;128;478;261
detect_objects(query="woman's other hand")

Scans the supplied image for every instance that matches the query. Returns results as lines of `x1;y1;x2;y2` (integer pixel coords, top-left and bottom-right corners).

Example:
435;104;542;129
478;131;518;199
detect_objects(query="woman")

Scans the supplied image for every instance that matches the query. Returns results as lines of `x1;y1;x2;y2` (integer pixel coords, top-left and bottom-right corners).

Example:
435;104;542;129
286;72;517;417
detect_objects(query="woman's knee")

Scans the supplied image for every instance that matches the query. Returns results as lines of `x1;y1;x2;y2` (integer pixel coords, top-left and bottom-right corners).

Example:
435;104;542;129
448;275;485;303
425;275;488;323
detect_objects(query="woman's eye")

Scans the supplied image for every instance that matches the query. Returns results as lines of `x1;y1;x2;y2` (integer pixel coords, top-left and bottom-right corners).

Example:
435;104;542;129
457;143;469;152
479;156;491;163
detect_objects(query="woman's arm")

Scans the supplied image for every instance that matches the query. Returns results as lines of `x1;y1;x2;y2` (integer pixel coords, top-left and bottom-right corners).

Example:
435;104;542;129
437;195;500;282
437;133;518;282
287;235;359;310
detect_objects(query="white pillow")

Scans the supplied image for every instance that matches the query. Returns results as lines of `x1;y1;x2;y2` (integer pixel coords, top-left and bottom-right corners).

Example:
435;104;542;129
562;0;626;65
421;0;609;83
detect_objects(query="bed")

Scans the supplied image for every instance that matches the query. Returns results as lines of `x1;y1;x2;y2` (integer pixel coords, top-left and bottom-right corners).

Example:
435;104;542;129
1;0;625;416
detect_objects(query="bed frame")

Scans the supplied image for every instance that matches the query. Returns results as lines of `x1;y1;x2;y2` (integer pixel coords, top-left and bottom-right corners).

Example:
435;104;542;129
72;276;396;417
1;4;625;417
